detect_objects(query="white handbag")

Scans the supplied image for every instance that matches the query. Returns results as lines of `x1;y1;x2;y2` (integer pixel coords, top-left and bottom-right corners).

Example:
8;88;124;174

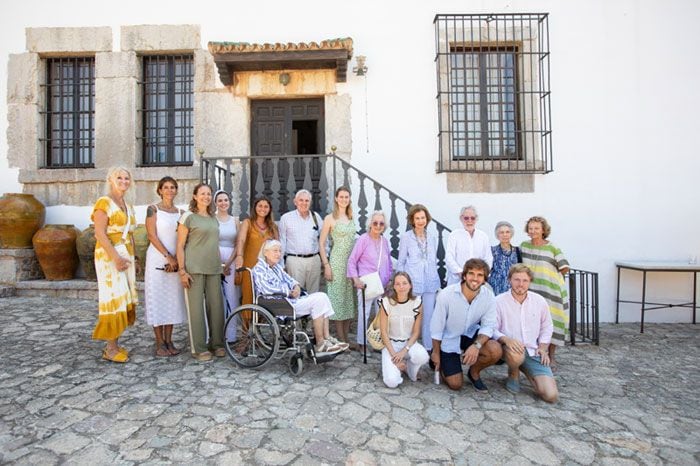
359;238;385;300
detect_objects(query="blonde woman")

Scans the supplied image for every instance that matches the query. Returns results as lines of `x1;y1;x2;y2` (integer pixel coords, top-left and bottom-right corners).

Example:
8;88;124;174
319;186;356;346
91;167;138;363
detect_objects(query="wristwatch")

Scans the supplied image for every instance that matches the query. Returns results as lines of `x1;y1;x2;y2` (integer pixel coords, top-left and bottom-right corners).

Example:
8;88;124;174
472;340;482;350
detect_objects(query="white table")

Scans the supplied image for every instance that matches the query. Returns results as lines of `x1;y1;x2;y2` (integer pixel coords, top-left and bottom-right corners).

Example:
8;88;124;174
615;261;699;332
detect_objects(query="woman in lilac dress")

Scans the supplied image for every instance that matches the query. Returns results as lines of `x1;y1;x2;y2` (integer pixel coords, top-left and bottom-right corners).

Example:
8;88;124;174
347;211;393;353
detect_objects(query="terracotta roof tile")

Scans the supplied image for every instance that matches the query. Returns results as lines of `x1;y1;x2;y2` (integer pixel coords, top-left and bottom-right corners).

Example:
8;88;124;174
208;38;353;58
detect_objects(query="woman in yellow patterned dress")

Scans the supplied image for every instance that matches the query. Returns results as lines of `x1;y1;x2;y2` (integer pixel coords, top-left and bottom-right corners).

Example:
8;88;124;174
92;167;138;363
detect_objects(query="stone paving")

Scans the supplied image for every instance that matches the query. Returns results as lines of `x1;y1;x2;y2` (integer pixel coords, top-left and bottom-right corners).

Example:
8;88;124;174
0;296;698;465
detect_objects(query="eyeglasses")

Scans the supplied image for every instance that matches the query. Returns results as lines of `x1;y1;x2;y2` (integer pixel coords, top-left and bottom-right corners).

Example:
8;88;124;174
461;216;476;221
372;221;385;227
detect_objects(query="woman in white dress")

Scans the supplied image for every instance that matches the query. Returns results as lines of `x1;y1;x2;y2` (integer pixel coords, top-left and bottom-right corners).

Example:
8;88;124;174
145;176;187;356
214;190;240;341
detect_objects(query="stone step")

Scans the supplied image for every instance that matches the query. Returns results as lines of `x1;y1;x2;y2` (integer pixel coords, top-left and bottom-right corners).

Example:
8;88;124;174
15;279;145;300
0;285;16;298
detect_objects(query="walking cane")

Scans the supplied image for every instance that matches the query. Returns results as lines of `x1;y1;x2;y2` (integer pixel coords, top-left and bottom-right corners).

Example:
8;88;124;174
362;285;367;364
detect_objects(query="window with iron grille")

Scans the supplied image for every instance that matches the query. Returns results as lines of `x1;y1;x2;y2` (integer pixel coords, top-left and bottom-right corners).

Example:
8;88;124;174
141;55;194;166
435;14;552;174
43;57;95;168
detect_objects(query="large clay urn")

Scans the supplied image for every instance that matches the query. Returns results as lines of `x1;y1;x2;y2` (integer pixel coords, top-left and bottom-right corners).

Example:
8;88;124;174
76;224;97;281
0;193;45;248
133;224;150;282
32;225;80;280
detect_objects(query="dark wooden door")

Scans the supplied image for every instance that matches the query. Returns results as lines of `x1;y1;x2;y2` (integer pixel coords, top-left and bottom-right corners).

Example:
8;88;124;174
251;99;324;215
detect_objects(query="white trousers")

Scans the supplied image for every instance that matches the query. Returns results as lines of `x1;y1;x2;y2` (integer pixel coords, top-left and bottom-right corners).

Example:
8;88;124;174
293;292;334;320
417;291;437;349
356;289;378;345
381;340;430;388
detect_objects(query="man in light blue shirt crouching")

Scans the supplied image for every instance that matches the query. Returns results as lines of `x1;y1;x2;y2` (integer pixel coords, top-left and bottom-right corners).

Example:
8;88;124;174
430;258;502;391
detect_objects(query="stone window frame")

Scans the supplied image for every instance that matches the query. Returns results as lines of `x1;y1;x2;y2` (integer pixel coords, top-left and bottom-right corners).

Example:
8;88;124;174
42;56;96;168
139;54;195;167
434;14;552;176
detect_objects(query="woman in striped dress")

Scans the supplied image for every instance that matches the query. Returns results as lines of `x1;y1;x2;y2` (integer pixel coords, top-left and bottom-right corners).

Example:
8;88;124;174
520;216;569;368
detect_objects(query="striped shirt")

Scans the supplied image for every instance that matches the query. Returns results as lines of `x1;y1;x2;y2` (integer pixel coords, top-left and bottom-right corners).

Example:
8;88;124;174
252;258;299;301
493;290;553;357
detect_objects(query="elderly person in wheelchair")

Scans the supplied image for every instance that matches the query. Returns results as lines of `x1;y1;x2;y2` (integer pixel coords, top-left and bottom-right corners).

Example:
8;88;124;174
252;239;349;355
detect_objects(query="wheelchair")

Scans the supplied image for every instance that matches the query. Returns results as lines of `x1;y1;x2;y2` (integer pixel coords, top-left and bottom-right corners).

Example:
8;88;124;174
223;267;341;376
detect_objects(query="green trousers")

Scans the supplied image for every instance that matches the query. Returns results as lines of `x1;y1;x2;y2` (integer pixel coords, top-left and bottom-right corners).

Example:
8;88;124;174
185;273;224;354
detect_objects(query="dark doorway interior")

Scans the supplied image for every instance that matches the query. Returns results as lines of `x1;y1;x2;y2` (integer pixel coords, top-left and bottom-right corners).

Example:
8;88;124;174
292;120;318;155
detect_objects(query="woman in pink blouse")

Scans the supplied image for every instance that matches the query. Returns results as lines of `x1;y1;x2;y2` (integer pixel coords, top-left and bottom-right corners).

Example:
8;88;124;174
347;211;393;352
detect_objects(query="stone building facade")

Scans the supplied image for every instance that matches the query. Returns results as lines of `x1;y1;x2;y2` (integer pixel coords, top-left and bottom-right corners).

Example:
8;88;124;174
6;24;353;208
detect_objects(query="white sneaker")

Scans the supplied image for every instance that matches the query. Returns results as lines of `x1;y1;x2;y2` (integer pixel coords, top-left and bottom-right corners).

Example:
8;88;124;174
327;336;350;351
316;340;342;354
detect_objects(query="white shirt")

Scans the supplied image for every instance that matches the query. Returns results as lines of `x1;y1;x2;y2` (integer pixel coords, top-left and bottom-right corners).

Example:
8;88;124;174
493;290;553;357
445;228;493;285
279;209;322;256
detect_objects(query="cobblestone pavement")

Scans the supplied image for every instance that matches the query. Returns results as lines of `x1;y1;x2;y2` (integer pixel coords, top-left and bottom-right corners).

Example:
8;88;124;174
0;296;698;465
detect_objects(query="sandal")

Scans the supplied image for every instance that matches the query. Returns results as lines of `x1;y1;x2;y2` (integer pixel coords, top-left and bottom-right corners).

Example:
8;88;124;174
117;346;129;357
102;348;128;363
155;344;170;358
165;342;181;356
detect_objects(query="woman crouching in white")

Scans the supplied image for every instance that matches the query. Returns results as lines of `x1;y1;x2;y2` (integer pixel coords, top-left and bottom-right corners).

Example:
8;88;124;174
252;239;349;354
379;272;430;387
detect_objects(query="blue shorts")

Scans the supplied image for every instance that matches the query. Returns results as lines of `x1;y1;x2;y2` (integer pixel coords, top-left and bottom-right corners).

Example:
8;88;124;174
521;353;553;378
439;335;476;377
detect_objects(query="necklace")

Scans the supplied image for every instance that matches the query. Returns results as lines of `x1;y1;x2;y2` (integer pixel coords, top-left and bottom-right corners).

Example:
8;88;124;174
255;220;268;232
415;230;428;260
499;245;513;256
158;202;178;213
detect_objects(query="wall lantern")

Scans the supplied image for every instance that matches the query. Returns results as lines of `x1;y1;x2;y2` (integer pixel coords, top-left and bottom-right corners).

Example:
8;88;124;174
353;55;367;76
279;72;291;86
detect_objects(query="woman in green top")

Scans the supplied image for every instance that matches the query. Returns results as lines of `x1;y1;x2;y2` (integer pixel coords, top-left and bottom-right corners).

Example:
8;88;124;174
176;183;225;362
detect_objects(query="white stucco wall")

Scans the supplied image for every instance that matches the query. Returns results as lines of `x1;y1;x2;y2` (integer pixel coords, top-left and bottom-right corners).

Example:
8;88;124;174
1;0;699;323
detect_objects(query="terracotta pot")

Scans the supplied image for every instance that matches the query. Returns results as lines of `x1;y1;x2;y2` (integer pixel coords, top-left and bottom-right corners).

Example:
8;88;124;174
133;224;150;282
32;224;80;280
0;193;45;248
76;224;97;281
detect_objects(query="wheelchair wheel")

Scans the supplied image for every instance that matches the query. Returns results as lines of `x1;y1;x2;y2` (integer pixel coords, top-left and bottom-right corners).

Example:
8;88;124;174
288;353;304;376
224;304;279;369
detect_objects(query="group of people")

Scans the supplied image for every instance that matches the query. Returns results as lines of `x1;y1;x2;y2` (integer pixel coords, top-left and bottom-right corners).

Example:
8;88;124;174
90;167;569;402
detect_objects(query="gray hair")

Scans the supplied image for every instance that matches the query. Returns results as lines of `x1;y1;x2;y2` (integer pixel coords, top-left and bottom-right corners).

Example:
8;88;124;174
258;239;283;261
294;189;312;200
460;205;478;218
494;221;515;237
370;210;386;222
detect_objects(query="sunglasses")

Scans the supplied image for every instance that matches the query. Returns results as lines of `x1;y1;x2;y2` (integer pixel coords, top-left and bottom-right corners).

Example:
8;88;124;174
372;221;385;227
461;216;476;221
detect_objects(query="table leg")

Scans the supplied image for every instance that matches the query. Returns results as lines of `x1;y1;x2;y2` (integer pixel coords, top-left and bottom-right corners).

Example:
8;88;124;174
615;266;621;324
693;271;697;325
641;270;647;333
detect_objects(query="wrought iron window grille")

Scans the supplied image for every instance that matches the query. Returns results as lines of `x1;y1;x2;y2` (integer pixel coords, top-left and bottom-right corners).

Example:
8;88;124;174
434;13;553;174
138;55;194;166
39;57;95;168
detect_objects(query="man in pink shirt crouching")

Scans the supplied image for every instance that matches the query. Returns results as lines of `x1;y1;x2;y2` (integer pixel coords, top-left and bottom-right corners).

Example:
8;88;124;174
494;264;559;403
